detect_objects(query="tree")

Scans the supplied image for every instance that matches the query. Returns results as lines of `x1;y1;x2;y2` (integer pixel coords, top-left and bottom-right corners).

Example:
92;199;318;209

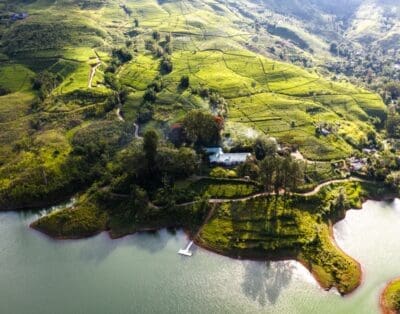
134;18;139;27
165;42;173;55
160;56;173;74
385;82;400;100
259;156;278;192
386;112;400;138
253;136;277;160
385;171;400;190
287;158;304;192
180;75;190;89
237;160;260;180
143;129;159;167
112;48;132;64
334;189;348;211
329;42;338;55
152;31;161;41
104;73;121;91
259;155;304;193
182;110;221;146
32;71;62;99
156;147;198;179
143;87;157;102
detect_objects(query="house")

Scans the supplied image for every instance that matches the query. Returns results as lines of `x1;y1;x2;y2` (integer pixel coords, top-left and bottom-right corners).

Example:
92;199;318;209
204;147;223;155
348;157;367;172
205;147;251;167
11;13;28;21
320;128;331;136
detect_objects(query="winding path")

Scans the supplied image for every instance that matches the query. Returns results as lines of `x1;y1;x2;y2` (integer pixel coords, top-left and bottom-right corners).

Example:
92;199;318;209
88;61;101;89
116;107;124;122
301;177;367;196
178;177;370;206
115;107;142;139
133;123;141;139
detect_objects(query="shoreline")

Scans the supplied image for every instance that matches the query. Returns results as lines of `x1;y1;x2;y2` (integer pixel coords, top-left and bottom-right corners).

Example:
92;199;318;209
191;223;362;296
27;186;398;296
380;277;400;314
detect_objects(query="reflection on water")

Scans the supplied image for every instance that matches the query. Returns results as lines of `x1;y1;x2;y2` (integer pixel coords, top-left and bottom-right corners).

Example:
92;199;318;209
242;261;294;306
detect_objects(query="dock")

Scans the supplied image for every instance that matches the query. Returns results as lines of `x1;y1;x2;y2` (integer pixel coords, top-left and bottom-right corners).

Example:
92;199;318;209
177;204;217;258
178;241;194;257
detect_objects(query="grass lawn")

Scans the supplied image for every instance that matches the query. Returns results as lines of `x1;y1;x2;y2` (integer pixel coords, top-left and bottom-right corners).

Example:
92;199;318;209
190;178;261;199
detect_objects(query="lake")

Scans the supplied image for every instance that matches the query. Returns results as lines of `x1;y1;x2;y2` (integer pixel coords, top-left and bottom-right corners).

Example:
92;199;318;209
1;199;399;313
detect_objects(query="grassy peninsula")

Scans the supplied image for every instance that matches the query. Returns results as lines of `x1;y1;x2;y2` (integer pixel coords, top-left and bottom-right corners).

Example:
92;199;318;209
31;177;382;295
381;278;400;314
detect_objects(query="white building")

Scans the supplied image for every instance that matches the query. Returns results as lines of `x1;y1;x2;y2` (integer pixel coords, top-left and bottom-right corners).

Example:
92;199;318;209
205;147;251;167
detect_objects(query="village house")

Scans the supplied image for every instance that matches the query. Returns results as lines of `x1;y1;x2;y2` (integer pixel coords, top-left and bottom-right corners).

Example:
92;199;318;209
204;147;251;167
348;157;367;172
10;13;28;21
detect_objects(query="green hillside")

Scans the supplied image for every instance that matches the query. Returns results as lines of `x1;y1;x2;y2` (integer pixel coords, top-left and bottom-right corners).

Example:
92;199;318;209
0;0;387;209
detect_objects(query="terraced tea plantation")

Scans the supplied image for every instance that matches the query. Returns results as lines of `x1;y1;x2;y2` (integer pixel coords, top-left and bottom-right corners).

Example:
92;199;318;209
0;0;387;207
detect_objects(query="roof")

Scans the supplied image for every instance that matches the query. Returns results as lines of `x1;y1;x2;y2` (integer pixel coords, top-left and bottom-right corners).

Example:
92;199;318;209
210;152;251;165
204;147;223;155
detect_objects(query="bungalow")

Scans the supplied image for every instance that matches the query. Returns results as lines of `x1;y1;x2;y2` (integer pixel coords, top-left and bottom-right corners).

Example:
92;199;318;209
205;147;251;167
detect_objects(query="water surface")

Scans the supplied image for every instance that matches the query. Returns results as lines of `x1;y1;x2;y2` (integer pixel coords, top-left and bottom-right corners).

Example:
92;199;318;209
1;200;399;313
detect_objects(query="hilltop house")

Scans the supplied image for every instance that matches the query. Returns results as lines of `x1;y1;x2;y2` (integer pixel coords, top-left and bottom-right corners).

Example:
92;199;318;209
204;147;251;167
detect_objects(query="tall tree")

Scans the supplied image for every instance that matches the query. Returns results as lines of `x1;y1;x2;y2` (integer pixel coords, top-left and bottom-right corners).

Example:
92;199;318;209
143;129;159;168
253;136;277;160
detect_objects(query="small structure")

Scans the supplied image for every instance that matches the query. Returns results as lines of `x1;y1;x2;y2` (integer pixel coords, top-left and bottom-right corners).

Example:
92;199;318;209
205;147;251;167
178;241;193;257
204;147;223;155
320;128;331;136
348;157;367;172
362;148;377;155
11;13;28;21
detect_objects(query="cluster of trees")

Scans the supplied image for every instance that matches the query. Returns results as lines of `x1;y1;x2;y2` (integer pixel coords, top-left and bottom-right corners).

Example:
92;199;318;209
237;136;305;193
138;76;165;123
112;48;133;63
325;42;400;93
386;105;400;138
177;110;223;146
144;31;173;75
140;32;175;115
102;48;132;113
32;71;63;99
385;82;400;101
145;31;173;59
106;48;133;73
190;87;228;116
0;120;134;209
105;129;199;205
364;150;400;181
